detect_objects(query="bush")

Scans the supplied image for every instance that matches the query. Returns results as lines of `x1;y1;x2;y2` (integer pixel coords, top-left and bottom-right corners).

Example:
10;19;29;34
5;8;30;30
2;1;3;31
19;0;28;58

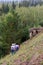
0;41;10;58
39;21;43;27
14;27;29;44
4;10;29;44
0;10;22;57
21;27;29;42
2;3;9;14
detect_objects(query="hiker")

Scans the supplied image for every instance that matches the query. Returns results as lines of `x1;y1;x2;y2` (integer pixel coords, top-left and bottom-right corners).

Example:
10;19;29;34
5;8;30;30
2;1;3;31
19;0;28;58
29;32;32;39
11;43;16;54
16;45;20;51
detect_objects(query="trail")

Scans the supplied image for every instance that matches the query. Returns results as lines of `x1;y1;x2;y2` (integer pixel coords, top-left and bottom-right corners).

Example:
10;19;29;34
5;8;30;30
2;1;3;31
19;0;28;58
28;53;43;65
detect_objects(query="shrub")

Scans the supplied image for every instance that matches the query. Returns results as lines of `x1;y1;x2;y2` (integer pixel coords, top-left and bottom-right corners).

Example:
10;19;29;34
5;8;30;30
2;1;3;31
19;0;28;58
0;41;10;58
21;27;29;42
2;3;9;14
39;21;43;27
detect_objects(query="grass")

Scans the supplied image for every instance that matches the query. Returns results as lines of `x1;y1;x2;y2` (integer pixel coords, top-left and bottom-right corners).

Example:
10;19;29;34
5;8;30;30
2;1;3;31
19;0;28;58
0;32;43;65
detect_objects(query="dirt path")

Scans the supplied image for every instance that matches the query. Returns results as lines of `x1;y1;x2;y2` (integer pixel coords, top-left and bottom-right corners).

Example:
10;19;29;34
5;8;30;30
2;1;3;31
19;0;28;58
28;52;40;65
28;53;43;65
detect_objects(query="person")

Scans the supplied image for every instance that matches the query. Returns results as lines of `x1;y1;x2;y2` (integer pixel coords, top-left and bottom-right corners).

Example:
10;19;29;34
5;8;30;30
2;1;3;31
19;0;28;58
11;43;16;54
16;45;20;51
29;32;32;39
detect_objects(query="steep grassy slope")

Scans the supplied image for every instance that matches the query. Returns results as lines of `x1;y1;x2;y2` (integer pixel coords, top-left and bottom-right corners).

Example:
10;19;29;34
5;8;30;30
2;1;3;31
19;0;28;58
0;33;43;65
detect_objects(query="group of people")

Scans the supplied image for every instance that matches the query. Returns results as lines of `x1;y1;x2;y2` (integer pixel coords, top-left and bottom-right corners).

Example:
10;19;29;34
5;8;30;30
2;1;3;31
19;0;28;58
11;43;20;54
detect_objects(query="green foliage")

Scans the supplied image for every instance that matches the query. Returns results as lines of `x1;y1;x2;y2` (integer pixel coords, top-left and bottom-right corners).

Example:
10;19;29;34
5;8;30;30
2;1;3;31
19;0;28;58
39;21;43;27
4;11;21;43
14;27;29;44
16;6;43;27
0;5;43;58
0;8;2;16
0;9;29;57
0;42;9;58
12;1;16;9
20;27;29;42
19;0;29;7
2;3;9;14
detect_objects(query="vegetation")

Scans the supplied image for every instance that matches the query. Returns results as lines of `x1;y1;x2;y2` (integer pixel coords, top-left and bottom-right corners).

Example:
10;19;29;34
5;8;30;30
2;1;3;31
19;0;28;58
2;3;9;14
0;2;43;58
19;0;43;7
0;3;29;58
16;6;43;27
0;33;43;65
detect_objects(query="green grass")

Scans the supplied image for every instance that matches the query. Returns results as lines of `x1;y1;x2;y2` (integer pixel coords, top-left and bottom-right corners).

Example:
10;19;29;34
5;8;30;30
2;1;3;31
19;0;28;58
0;32;43;65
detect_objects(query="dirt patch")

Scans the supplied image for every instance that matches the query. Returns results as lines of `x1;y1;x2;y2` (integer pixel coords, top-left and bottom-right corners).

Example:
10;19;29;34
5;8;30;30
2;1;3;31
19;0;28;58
28;53;43;65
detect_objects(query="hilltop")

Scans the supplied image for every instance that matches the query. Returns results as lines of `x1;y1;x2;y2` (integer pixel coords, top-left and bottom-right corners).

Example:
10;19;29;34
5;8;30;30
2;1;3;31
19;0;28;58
0;32;43;65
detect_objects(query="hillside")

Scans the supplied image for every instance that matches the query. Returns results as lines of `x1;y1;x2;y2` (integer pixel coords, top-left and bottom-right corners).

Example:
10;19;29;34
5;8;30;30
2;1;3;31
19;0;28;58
0;32;43;65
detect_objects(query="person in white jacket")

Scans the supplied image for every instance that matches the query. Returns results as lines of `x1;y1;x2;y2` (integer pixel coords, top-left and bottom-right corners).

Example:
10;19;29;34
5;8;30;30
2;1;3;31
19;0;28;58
11;43;16;54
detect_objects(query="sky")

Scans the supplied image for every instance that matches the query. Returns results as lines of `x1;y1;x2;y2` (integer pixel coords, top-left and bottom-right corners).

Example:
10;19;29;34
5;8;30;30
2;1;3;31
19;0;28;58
0;0;20;2
0;0;43;2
